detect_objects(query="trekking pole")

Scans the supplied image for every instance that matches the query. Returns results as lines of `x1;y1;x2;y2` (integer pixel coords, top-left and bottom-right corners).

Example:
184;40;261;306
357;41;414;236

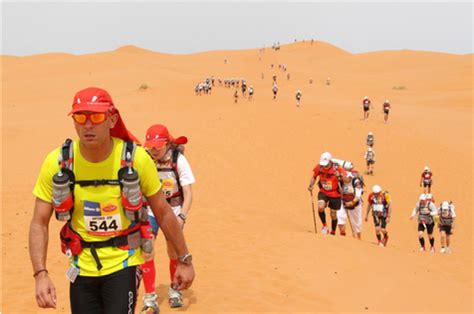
310;190;317;234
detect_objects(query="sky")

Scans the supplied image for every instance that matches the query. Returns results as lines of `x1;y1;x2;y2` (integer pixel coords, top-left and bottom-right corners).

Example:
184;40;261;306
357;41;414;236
1;1;473;56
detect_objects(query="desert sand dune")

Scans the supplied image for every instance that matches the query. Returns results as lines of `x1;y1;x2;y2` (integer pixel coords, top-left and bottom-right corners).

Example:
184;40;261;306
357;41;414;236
1;41;472;313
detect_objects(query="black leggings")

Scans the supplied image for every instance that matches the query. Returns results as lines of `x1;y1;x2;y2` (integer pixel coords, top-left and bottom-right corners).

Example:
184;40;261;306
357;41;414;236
70;266;138;314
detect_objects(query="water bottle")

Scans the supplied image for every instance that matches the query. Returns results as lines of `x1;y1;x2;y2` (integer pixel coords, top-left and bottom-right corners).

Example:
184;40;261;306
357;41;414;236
52;169;73;221
121;163;142;221
140;223;154;253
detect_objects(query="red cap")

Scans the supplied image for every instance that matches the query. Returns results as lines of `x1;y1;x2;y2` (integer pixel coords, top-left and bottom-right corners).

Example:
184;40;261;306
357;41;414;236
70;87;140;144
144;124;188;149
70;87;115;114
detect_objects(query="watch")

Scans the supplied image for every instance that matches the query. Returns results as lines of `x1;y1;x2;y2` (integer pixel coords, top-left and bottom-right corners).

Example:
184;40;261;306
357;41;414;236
178;213;187;223
179;252;193;265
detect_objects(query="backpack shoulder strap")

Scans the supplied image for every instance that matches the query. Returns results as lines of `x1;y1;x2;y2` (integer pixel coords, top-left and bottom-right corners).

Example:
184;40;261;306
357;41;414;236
171;149;182;191
121;140;137;168
61;139;74;170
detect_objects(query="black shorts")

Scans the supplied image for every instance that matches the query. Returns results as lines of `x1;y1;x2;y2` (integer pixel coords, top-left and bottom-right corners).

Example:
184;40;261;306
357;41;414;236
318;192;341;210
418;222;435;234
439;225;453;235
423;181;432;188
366;160;375;166
363;106;369;112
70;266;139;314
384;109;389;114
373;214;387;229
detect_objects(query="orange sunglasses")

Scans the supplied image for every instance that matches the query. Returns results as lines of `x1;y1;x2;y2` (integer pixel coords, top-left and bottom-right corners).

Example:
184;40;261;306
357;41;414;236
72;113;108;125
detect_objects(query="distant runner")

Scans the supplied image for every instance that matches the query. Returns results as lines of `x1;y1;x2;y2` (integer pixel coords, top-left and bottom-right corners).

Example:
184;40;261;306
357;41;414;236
295;90;302;107
272;83;278;100
438;201;456;254
410;194;438;252
248;86;254;100
366;132;374;147
365;185;392;246
364;147;376;175
420;166;433;193
363;96;372;120
383;99;391;123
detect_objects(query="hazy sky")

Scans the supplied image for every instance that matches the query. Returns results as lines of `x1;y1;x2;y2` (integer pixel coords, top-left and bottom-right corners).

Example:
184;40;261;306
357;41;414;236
2;1;473;56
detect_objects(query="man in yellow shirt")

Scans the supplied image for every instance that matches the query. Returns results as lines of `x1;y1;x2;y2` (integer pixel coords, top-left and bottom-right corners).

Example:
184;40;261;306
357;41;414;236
29;87;194;314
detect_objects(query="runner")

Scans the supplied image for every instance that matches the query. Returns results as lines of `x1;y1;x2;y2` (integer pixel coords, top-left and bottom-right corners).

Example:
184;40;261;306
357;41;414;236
337;172;363;239
272;83;278;100
410;194;438;252
308;152;347;235
364;147;376;175
248;86;254;100
438;201;456;253
142;124;196;309
28;87;194;313
241;80;247;97
366;132;374;147
420;166;433;193
383;99;391;123
362;96;372;120
365;185;392;246
295;90;302;107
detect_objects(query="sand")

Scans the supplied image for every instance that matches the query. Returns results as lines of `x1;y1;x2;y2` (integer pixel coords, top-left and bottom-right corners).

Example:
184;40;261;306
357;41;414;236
1;41;472;313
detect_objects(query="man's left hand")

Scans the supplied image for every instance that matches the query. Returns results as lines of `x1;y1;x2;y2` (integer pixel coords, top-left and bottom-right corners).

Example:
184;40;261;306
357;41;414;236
172;263;195;291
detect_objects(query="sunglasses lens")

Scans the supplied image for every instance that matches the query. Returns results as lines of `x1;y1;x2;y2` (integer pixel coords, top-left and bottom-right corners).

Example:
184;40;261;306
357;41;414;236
73;114;87;124
90;113;106;124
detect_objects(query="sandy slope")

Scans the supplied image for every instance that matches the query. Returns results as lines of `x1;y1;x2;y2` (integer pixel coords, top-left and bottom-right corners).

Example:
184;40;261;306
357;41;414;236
1;41;472;313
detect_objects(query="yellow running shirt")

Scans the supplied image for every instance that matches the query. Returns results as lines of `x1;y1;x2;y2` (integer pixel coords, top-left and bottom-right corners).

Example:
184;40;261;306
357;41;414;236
33;137;161;276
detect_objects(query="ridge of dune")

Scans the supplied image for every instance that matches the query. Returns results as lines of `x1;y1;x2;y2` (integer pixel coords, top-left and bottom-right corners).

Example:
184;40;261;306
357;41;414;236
113;44;168;55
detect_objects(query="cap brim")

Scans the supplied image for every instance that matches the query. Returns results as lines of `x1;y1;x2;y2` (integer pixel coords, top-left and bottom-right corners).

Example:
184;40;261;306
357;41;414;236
144;139;167;149
69;104;111;115
320;159;330;166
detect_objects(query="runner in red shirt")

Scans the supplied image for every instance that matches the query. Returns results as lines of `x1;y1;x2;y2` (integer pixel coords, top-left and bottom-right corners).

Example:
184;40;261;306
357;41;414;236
308;152;347;235
383;99;391;123
362;96;372;120
420;166;433;193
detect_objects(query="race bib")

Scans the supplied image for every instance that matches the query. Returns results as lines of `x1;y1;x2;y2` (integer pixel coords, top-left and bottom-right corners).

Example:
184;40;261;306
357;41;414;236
322;180;333;191
83;199;123;236
373;204;384;212
162;178;177;198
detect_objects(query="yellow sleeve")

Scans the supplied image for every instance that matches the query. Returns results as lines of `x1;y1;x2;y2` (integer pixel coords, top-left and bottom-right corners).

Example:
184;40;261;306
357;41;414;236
134;146;161;197
32;148;61;203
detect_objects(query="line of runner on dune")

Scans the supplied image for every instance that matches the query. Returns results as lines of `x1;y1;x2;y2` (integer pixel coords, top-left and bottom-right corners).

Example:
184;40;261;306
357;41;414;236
307;147;456;254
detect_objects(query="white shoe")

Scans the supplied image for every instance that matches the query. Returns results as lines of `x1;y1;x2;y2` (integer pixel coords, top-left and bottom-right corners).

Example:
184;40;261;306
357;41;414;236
141;292;159;314
379;242;385;247
440;247;446;254
168;286;183;308
419;247;425;252
430;247;435;253
321;226;329;235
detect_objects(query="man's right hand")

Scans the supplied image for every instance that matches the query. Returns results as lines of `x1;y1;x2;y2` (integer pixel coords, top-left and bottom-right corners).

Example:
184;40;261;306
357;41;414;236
35;273;57;309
